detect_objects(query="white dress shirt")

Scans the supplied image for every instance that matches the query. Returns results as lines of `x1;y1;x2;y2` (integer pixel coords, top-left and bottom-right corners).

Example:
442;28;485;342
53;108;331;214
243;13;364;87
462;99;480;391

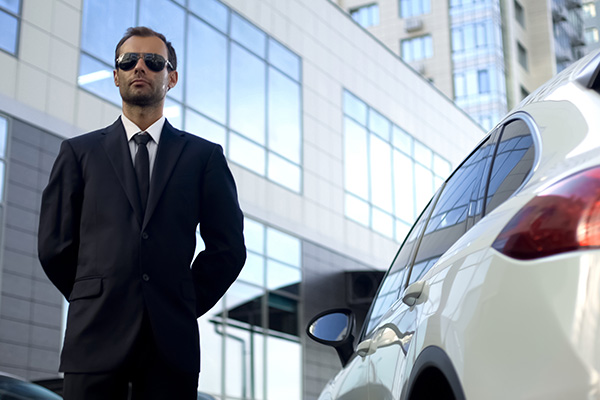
121;114;165;179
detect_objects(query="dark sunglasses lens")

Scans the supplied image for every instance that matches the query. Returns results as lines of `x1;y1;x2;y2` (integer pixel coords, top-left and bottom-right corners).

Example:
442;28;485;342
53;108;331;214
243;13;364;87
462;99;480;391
143;54;167;72
118;53;139;71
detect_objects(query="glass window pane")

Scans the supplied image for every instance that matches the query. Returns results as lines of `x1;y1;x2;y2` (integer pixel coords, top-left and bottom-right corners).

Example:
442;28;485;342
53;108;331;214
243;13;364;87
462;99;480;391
185;109;226;149
344;117;369;199
346;194;370;226
81;0;135;64
401;39;412;62
394;150;415;223
239;251;265;286
369;109;390;140
267;259;301;293
392;125;412;155
343;91;367;125
188;0;228;33
0;117;7;158
187;16;227;124
266;337;301;400
268;68;301;163
163;98;183;130
139;0;185;101
433;154;451;178
268;153;301;192
244;218;265;254
415;163;433;210
78;54;121;105
0;162;5;201
0;11;18;54
414;141;432;167
229;132;266;175
370;135;393;212
197;299;223;395
268;38;300;81
0;0;20;14
266;227;300;267
230;44;266;144
372;208;394;238
231;13;266;58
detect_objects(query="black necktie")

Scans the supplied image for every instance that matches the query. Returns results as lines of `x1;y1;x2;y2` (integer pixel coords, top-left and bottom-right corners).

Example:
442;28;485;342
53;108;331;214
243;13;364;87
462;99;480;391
134;132;151;211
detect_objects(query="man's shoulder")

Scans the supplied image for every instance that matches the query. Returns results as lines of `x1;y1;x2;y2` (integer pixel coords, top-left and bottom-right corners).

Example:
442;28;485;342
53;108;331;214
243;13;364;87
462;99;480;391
167;123;221;150
66;120;122;146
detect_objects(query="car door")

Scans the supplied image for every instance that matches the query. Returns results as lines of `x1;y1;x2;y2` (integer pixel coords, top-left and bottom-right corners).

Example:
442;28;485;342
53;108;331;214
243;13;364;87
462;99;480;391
361;133;499;399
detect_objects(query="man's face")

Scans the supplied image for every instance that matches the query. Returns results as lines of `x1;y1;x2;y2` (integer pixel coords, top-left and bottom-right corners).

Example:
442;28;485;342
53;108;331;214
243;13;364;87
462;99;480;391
113;36;178;108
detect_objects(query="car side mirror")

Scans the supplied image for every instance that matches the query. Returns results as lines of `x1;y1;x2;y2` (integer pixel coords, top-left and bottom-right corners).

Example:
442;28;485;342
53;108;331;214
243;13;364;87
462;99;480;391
306;308;355;366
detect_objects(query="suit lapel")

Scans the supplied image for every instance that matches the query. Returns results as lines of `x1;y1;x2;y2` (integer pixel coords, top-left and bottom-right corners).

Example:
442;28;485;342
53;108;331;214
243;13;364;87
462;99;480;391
100;118;144;226
143;121;187;229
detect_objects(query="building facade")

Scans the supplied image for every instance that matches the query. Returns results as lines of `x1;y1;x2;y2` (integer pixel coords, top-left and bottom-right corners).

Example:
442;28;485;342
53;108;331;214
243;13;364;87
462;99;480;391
339;0;586;130
0;0;483;399
583;0;600;53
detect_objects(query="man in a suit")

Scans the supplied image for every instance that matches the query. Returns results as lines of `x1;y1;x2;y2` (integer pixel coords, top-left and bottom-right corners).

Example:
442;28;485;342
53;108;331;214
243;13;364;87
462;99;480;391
38;26;246;400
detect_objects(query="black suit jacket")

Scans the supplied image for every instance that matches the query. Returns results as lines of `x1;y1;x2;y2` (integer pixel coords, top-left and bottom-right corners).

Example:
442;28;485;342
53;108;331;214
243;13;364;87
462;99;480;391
38;118;246;374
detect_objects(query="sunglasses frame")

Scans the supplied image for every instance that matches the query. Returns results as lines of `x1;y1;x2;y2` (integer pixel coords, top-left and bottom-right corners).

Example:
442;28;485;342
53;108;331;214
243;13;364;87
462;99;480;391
115;52;174;72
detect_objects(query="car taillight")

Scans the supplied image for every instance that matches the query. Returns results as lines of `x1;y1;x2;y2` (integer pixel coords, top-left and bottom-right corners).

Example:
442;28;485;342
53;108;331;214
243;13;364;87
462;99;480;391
492;166;600;260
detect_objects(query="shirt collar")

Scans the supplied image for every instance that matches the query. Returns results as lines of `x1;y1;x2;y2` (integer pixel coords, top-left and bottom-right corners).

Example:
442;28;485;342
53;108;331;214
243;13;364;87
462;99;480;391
121;114;165;144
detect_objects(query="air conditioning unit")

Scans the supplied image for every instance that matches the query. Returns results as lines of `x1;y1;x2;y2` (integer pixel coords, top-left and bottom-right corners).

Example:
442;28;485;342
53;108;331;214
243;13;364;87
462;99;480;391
405;17;423;33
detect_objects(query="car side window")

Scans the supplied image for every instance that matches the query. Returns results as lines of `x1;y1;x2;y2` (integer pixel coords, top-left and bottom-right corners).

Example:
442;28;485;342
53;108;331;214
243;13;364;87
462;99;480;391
408;136;494;285
485;119;535;214
362;189;442;337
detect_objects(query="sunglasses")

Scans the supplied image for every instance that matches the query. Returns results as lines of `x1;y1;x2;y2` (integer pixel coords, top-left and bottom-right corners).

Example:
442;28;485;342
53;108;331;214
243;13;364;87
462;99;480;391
115;53;174;72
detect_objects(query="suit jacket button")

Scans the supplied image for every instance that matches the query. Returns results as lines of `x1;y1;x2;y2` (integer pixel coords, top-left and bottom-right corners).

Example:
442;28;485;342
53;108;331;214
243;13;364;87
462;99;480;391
142;232;149;239
142;274;150;281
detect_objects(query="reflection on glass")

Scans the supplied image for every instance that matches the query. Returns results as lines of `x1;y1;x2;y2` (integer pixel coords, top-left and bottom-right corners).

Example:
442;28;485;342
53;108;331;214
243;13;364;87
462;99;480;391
229;131;266;175
415;164;433;210
394;150;415;223
0;0;20;14
187;16;227;124
188;0;228;33
268;293;298;334
0;11;18;54
343;91;367;125
230;44;266;144
78;54;121;105
266;227;300;267
268;68;301;163
81;0;135;64
369;109;390;140
344;117;369;199
163;98;182;130
197;299;223;395
268;38;301;81
393;125;412;155
268;152;301;192
231;12;266;57
139;0;185;101
370;135;393;212
267;336;301;400
346;193;370;226
266;259;300;293
372;208;394;238
185;109;226;149
244;218;265;254
309;312;349;341
238;252;264;286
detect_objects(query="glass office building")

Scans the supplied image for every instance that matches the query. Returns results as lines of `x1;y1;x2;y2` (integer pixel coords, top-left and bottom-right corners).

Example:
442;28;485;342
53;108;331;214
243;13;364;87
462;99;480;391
0;0;483;398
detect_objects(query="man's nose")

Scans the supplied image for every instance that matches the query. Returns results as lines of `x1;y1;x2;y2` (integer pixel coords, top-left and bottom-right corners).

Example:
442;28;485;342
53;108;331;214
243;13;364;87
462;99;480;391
134;57;147;72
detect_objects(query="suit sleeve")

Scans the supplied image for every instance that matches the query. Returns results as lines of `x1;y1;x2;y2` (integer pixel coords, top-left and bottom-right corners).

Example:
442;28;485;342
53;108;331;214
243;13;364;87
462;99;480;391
192;145;246;317
38;140;84;300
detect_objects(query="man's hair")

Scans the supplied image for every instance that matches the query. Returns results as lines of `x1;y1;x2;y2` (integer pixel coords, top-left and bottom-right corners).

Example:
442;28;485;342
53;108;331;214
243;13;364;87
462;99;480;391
114;26;177;71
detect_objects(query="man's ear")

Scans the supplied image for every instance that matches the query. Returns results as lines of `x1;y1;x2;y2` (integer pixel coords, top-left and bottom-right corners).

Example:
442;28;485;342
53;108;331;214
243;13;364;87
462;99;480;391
113;70;119;87
167;70;178;90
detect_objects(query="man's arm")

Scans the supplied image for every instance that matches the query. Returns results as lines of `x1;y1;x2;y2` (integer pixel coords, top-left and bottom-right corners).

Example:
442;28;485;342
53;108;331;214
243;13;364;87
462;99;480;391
192;145;246;317
38;140;84;300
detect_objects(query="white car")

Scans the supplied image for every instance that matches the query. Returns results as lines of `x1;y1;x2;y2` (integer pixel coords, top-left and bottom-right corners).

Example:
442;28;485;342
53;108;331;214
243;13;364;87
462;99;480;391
307;49;600;400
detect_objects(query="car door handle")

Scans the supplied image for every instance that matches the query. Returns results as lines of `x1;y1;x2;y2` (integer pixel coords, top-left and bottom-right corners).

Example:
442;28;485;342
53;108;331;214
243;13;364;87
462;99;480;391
402;280;428;306
356;338;376;357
